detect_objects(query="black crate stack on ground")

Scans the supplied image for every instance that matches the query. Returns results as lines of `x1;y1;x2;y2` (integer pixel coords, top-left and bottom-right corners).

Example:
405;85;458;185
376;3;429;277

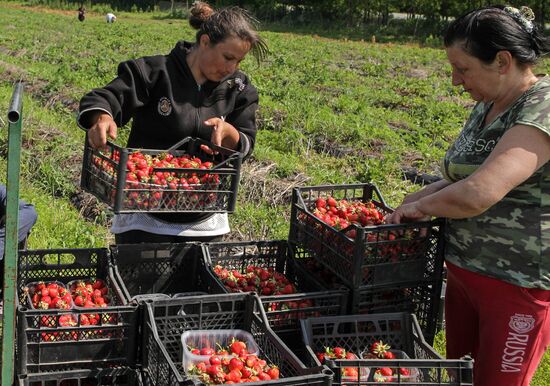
18;367;142;386
200;240;347;351
16;248;140;378
289;183;446;343
110;242;209;303
140;292;332;386
81;136;242;214
301;312;473;385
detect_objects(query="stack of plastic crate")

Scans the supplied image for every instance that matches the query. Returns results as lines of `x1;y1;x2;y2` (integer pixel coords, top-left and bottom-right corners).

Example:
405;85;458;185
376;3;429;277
289;183;446;343
301;312;473;385
16;248;140;385
140;292;332;385
200;239;347;354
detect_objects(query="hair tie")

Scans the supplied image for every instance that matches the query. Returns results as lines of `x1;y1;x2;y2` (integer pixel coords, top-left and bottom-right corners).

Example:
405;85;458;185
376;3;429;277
503;6;535;33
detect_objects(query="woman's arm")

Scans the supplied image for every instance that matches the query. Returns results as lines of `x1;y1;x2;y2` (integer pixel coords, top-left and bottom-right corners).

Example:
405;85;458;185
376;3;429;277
224;77;258;158
203;84;258;157
387;124;550;223
78;59;152;148
402;179;452;204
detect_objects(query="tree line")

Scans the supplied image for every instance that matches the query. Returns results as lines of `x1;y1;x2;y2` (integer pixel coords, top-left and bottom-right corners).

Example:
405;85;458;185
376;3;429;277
25;1;549;32
228;0;548;27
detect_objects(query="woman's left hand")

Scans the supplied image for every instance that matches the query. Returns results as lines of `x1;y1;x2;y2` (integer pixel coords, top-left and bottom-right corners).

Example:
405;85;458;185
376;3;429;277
385;202;431;224
203;117;239;154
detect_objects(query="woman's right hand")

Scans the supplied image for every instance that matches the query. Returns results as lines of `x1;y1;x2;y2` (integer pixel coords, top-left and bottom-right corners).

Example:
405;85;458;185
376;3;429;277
88;112;118;149
385;201;432;224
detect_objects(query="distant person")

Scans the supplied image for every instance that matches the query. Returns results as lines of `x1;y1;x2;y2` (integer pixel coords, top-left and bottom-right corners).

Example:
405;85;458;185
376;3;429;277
77;2;267;244
106;12;116;23
386;5;550;386
78;6;85;22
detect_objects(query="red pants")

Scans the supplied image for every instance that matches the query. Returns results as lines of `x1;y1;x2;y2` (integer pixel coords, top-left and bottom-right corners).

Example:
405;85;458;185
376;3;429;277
445;261;550;386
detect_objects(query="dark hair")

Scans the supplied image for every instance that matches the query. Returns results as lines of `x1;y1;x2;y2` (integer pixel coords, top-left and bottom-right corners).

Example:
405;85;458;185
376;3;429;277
444;5;549;66
189;1;268;63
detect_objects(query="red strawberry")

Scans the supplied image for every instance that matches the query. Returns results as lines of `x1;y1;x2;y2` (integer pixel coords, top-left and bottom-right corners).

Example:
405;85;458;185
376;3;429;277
267;367;280;380
370;340;391;358
399;367;411;376
333;346;346;358
200;347;215;356
228;357;243;371
230;339;247;355
378;367;393;376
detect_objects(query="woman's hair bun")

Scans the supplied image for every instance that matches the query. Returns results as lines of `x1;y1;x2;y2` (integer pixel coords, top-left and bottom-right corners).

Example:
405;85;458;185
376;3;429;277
189;1;214;30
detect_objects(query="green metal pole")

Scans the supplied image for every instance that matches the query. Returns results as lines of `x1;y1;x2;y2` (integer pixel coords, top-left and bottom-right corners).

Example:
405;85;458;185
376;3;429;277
1;82;24;385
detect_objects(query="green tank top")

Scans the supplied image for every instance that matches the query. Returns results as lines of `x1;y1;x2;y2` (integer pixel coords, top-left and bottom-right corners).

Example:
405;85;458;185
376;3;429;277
442;76;550;289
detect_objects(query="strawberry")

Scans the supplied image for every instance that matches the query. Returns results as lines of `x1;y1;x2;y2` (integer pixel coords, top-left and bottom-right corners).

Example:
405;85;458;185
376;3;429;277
267;366;280;380
370;340;391;358
333;346;346;359
228;357;242;371
258;372;271;381
245;355;258;368
399;367;411;376
225;369;242;383
200;347;215;356
229;339;247;356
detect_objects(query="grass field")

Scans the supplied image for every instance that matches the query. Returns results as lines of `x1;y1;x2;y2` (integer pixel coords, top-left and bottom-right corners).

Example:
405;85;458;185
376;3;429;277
0;2;548;383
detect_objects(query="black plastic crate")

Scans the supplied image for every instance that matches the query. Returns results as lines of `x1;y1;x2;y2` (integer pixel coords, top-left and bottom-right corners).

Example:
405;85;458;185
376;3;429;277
351;282;441;345
294;250;442;344
289;183;445;289
200;240;347;345
81;136;242;214
301;313;473;385
141;292;332;385
110;243;209;303
17;367;142;386
16;248;139;376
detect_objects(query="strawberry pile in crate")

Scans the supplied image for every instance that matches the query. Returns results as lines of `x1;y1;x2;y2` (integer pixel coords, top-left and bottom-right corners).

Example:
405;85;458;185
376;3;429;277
24;278;116;336
141;292;331;386
16;248;139;377
301;312;474;385
315;347;368;383
289;183;445;343
290;183;444;288
361;340;420;382
200;240;347;344
182;329;281;383
81;136;242;213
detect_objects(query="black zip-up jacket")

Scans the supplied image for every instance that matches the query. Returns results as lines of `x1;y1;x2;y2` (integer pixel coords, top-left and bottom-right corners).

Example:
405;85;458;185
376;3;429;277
78;41;258;223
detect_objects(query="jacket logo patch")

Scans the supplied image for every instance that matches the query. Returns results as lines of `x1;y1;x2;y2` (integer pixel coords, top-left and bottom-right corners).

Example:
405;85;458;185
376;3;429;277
158;97;172;116
234;78;245;91
227;78;245;92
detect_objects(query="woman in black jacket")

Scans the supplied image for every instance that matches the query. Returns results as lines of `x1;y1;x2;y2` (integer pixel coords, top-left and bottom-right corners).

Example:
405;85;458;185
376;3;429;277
77;2;267;244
